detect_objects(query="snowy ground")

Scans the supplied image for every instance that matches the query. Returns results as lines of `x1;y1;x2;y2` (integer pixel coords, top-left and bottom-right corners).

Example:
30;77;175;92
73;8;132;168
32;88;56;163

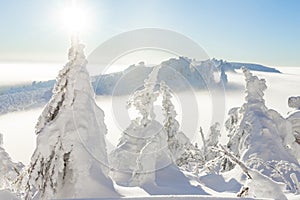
0;189;19;200
61;196;255;200
0;188;256;200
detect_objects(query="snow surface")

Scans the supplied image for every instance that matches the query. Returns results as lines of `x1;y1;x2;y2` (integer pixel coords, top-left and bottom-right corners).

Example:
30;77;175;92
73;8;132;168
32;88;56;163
245;169;287;200
0;189;20;200
59;196;255;200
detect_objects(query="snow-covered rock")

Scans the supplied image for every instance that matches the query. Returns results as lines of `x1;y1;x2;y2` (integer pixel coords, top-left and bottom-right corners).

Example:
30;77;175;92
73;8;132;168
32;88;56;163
25;40;119;199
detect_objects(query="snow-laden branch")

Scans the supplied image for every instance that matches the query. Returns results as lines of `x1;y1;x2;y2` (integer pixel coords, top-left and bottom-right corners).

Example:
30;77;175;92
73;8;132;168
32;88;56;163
216;145;252;179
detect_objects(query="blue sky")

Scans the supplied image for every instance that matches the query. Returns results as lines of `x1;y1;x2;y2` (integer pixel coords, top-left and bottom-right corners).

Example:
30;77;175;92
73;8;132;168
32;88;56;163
0;0;299;67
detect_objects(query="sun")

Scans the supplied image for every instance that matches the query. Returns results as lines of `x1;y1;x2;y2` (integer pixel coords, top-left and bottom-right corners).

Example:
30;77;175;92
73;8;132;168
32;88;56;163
61;2;90;34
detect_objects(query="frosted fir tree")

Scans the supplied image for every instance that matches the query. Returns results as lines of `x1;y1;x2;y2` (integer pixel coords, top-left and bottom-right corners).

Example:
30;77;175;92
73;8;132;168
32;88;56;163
224;67;300;192
225;67;268;165
110;68;205;195
160;81;179;139
219;65;228;85
160;81;200;166
286;96;300;162
127;65;161;126
180;124;221;175
160;81;182;160
201;122;221;161
110;66;170;186
0;133;24;193
243;67;267;105
25;38;119;200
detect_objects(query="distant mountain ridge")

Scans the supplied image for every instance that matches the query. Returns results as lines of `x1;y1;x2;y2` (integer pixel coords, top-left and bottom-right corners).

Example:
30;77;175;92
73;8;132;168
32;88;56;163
209;58;281;73
230;62;281;73
0;58;280;115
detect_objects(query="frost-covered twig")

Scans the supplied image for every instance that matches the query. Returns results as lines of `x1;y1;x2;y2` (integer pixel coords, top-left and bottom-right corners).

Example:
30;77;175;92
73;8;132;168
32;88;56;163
199;127;206;160
217;145;252;179
290;173;300;194
246;156;300;192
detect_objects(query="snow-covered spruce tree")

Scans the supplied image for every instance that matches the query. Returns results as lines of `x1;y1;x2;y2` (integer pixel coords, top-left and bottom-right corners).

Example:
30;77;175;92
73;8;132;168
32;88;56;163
180;124;222;175
110;66;167;186
160;81;179;140
109;67;204;195
0;133;24;193
160;81;186;161
127;65;161;126
224;67;268;169
219;65;228;86
25;39;119;199
286;96;300;162
201;122;221;161
160;81;202;167
223;67;300;192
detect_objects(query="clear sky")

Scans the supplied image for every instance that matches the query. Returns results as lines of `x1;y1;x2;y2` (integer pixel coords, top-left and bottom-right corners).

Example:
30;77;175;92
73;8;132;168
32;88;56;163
0;0;299;67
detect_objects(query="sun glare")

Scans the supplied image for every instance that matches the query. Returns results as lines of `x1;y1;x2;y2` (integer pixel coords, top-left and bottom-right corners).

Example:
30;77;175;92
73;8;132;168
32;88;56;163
61;2;91;34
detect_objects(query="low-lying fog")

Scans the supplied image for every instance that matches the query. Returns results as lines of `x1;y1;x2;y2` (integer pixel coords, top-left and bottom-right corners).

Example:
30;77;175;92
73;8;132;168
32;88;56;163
0;67;299;165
